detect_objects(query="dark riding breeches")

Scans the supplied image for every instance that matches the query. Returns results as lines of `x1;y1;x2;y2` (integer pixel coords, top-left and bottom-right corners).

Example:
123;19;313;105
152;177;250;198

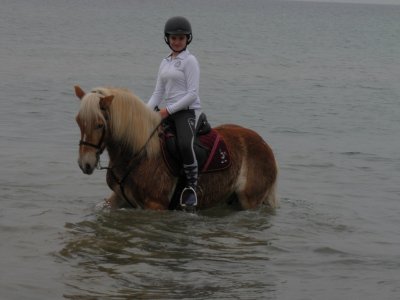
169;109;199;188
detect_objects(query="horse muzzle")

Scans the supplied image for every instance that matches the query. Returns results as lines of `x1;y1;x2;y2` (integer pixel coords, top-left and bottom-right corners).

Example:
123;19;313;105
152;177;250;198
78;153;99;175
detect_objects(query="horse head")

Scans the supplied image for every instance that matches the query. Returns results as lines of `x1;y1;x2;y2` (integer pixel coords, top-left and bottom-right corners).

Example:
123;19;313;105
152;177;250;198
74;85;113;174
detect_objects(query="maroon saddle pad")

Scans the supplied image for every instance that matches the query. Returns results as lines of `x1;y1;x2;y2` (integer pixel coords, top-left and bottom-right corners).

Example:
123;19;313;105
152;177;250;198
160;128;231;176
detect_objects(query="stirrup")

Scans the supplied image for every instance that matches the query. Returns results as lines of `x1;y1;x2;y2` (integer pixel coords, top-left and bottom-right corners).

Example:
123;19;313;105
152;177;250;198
180;186;198;208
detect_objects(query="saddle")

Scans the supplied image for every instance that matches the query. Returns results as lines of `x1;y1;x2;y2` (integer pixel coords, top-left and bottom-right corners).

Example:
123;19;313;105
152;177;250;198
159;113;231;177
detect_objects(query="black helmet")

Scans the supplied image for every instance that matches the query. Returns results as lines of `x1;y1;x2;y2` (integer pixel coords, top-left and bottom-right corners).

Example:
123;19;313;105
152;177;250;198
164;16;193;46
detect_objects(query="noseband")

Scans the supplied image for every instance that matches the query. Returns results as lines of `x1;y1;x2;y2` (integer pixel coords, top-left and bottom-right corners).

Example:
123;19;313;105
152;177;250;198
78;90;109;156
79;125;106;157
77;89;163;209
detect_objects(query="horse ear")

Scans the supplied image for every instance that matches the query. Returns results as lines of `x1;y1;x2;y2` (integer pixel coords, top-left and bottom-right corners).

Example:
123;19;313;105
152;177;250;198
99;95;114;110
74;85;86;100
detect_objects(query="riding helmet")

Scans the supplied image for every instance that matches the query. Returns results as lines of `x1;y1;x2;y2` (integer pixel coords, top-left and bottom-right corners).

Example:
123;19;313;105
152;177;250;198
164;16;193;45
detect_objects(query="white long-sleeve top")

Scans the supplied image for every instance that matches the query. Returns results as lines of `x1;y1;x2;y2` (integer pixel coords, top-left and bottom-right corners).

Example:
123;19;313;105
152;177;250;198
147;50;201;115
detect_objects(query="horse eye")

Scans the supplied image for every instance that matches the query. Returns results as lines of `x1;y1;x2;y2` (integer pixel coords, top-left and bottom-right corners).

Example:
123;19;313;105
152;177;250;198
96;124;104;129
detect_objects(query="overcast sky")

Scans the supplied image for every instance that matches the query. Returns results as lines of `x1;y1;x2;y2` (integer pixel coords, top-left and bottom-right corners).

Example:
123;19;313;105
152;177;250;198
290;0;400;4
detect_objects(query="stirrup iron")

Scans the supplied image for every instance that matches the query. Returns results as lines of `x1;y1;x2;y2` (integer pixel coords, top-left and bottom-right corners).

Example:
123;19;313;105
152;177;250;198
180;186;198;208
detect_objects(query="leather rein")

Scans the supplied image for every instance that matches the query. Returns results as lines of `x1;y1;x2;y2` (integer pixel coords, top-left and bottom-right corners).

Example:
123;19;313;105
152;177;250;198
79;115;162;209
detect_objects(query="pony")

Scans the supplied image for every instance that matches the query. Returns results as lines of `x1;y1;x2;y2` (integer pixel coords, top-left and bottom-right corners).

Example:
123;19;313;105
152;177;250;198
74;85;278;210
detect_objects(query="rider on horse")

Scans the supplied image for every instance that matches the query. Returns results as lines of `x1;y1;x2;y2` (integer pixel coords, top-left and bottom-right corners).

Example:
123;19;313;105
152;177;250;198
147;16;201;209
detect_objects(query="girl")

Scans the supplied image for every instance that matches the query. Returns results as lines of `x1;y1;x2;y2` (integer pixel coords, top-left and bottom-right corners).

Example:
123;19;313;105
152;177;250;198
147;16;201;208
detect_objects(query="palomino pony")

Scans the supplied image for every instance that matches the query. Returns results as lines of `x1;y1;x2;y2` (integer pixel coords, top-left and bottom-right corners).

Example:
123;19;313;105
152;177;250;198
74;85;278;210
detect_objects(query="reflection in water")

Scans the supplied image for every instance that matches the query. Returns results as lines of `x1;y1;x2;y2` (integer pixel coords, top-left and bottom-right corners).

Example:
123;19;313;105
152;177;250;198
58;208;277;299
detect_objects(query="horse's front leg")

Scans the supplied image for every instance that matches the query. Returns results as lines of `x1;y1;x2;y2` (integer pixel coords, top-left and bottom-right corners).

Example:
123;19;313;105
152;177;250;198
144;200;169;210
104;169;128;209
102;191;124;209
142;179;177;210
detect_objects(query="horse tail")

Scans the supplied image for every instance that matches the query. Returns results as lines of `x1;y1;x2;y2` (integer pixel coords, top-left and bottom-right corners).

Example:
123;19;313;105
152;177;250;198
263;152;278;208
263;177;278;208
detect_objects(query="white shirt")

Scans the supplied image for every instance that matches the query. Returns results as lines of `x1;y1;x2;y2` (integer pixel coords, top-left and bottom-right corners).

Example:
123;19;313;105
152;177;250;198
147;50;201;115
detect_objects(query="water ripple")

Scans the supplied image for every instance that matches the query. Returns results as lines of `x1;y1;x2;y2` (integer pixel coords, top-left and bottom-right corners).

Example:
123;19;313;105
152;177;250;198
57;209;277;298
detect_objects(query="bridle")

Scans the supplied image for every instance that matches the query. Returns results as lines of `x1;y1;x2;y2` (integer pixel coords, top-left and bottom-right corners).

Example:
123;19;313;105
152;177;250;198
78;89;110;158
79;126;106;158
78;101;163;209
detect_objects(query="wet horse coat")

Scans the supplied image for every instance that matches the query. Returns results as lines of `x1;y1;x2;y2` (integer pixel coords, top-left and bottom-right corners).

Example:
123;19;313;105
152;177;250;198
74;86;278;210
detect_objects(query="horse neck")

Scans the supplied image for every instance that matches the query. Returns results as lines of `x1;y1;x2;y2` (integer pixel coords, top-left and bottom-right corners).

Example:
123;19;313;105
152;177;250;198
107;99;161;160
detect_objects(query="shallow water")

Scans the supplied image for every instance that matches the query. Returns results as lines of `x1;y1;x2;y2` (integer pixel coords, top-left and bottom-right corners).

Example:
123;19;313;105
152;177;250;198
57;208;276;299
1;0;400;299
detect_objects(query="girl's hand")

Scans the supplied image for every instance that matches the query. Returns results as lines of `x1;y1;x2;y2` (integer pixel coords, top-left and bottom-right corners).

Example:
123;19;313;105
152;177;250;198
160;108;170;119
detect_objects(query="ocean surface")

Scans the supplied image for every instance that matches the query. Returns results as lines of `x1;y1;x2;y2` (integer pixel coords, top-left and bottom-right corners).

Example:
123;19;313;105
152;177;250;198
1;0;399;299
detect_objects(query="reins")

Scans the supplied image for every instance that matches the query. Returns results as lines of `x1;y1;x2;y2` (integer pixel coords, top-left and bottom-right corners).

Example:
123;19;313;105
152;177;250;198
79;89;164;209
97;119;163;209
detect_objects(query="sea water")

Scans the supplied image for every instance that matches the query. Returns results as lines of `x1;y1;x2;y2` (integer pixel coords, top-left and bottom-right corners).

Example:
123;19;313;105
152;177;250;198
1;0;399;299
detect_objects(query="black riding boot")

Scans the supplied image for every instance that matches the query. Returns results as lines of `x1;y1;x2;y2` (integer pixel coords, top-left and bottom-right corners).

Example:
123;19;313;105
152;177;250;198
180;163;198;209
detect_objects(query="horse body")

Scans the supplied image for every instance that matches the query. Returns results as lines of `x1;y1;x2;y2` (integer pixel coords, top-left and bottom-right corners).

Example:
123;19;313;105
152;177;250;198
75;86;278;210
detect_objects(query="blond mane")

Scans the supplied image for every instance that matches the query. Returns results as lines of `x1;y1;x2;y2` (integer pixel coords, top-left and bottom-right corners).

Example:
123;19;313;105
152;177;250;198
77;92;106;131
79;87;161;158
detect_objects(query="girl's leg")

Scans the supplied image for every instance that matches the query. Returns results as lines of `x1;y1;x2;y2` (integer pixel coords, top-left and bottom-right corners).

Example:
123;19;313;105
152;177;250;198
171;110;198;188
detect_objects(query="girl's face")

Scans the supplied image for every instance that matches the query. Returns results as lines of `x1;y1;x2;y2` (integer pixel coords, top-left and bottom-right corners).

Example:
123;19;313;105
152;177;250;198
169;34;187;53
